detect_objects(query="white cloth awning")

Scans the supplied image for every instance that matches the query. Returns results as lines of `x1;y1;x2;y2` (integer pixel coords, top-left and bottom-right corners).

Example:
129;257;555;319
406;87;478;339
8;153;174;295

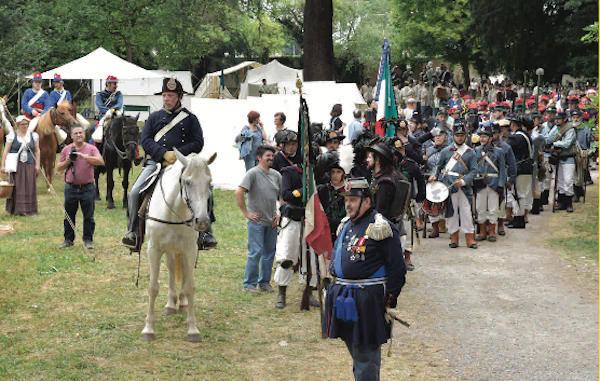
27;47;163;80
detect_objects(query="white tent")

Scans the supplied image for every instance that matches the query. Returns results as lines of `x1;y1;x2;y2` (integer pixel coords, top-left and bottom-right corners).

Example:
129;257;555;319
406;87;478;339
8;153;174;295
28;47;163;80
239;60;303;99
191;81;367;190
194;61;262;99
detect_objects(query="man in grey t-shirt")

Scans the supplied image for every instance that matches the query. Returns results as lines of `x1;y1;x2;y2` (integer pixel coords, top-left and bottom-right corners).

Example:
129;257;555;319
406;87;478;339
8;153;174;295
235;145;282;294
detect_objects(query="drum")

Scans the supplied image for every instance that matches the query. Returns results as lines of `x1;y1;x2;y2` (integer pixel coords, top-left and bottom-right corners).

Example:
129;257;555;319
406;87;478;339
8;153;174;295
423;181;449;216
422;198;447;217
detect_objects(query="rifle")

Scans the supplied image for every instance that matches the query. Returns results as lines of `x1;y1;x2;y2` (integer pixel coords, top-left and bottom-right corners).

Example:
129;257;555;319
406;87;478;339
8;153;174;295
552;157;560;212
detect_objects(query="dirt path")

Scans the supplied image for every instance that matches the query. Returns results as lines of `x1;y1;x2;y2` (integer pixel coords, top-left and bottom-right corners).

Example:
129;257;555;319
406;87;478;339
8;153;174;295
395;193;598;380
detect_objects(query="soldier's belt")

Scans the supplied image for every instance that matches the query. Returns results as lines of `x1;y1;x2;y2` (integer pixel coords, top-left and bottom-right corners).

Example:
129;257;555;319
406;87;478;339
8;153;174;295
481;173;498;178
446;171;462;177
335;277;388;286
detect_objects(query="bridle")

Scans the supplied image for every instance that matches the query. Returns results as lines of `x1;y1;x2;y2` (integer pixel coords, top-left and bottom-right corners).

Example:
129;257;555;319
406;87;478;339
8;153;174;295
146;167;197;227
108;117;139;160
51;106;75;129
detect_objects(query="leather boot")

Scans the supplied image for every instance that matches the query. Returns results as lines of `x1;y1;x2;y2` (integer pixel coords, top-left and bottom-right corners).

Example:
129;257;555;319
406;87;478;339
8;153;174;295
439;219;447;233
487;223;497;242
198;226;218;250
404;250;414;271
508;215;526;228
541;190;550;205
497;218;506;236
566;195;574;213
429;222;440;238
476;222;487;241
275;286;287;309
465;233;477;249
416;215;424;231
449;232;459;248
505;207;513;222
558;194;567;210
531;199;541;214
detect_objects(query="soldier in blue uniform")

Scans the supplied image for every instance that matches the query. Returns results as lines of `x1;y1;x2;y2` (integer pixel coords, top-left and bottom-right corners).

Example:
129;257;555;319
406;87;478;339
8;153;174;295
323;177;406;381
122;78;207;251
545;112;577;212
429;119;478;248
272;130;301;172
474;125;506;242
48;73;72;105
22;72;51;119
491;123;517;236
95;75;123;117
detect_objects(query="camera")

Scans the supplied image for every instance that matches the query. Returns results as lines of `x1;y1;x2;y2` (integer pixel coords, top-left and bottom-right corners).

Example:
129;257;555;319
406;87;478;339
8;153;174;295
69;146;78;161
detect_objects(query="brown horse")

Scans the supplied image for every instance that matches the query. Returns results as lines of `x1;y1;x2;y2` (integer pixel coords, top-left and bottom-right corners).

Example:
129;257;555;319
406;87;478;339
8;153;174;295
36;100;77;190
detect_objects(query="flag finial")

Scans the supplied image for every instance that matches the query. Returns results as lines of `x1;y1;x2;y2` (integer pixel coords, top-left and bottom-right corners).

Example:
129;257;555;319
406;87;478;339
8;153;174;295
296;74;303;96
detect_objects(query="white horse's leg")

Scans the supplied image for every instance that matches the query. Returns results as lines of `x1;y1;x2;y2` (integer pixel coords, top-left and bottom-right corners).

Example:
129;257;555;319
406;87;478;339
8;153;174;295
163;253;178;315
181;250;201;342
141;246;162;341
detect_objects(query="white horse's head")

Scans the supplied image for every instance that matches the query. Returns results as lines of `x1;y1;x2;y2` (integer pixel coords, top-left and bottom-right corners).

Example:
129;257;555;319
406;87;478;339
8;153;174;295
174;148;217;232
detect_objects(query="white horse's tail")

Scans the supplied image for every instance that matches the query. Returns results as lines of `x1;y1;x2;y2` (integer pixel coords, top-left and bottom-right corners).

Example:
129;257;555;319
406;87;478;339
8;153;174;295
175;254;182;285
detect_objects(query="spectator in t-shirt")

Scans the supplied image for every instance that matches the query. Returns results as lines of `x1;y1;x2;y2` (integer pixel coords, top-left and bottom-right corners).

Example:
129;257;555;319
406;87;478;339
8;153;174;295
235;145;282;294
469;78;478;98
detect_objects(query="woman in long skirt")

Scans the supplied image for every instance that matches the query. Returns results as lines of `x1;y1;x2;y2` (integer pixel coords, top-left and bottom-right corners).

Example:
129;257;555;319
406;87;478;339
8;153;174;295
1;116;40;216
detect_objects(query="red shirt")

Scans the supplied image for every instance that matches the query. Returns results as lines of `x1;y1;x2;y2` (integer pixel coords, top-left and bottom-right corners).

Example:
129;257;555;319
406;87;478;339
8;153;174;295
59;143;100;185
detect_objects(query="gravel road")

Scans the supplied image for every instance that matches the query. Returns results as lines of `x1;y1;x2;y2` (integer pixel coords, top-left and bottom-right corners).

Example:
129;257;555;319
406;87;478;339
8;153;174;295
395;194;598;380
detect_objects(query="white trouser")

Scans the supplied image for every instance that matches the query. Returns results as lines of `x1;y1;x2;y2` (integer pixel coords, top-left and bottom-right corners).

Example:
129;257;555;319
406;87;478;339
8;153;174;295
557;163;575;196
400;217;417;253
476;186;500;224
428;213;444;223
507;175;533;216
447;190;474;234
273;218;330;287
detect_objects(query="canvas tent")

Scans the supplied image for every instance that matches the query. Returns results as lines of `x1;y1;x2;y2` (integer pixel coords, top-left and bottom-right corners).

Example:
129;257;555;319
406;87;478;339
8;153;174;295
194;61;262;99
191;81;366;189
238;60;303;99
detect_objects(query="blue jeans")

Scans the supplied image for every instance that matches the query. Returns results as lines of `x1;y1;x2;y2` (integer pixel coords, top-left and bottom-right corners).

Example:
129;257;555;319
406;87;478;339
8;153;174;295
64;183;96;242
345;341;382;381
244;157;258;172
243;221;277;288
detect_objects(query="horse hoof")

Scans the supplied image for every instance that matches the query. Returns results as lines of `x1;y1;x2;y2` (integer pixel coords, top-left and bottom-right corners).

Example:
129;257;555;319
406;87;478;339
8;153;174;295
95;195;101;201
140;333;155;342
163;307;177;315
107;204;115;210
179;305;188;314
187;333;202;343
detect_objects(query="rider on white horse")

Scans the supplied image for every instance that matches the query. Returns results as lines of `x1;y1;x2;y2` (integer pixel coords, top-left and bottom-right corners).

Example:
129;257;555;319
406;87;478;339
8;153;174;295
122;77;216;251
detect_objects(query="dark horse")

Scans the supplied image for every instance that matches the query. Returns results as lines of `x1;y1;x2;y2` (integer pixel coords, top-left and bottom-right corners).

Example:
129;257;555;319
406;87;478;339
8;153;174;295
94;114;140;209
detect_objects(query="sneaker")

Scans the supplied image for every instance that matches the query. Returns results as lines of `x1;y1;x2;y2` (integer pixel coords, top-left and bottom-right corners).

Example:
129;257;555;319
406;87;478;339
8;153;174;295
84;241;94;250
259;284;276;293
242;287;260;295
59;240;74;249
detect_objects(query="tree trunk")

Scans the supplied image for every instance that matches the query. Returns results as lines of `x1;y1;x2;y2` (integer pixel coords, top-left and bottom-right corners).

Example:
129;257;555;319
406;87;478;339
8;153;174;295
460;57;470;90
126;42;133;63
303;0;335;82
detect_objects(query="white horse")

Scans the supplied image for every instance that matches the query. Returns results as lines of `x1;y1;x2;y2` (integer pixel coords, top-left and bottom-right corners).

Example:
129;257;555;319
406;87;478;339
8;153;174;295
141;149;217;342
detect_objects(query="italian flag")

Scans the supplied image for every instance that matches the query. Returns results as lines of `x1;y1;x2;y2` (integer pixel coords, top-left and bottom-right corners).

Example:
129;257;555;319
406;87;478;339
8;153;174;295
299;99;332;259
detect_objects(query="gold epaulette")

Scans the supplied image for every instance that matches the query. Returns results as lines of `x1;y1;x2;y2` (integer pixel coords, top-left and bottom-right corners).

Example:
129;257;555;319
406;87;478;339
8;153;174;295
336;217;350;237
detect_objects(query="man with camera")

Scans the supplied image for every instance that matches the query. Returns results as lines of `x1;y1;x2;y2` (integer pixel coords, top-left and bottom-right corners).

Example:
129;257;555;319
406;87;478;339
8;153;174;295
57;125;105;249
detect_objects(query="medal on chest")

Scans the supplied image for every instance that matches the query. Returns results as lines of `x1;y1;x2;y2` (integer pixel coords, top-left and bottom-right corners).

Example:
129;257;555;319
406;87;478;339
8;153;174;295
346;223;372;261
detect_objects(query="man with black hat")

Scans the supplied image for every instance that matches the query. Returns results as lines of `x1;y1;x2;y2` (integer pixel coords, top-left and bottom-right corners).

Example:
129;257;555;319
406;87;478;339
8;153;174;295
324;130;345;153
474;125;506;242
316;154;347;244
505;115;534;227
122;78;206;251
539;106;557;205
407;112;425;140
545;111;577;212
322;177;406;381
366;143;413;268
429;119;478;248
272;129;300;172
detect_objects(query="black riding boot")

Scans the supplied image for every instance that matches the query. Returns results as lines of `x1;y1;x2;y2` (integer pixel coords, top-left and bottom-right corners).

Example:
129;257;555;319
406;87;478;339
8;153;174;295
530;199;541;214
198;226;218;250
566;195;574;213
541;190;550;205
275;286;287;309
507;215;526;229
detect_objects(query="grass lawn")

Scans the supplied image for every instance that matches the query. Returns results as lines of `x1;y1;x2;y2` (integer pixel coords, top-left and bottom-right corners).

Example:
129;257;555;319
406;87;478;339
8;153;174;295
0;164;428;381
547;179;599;266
